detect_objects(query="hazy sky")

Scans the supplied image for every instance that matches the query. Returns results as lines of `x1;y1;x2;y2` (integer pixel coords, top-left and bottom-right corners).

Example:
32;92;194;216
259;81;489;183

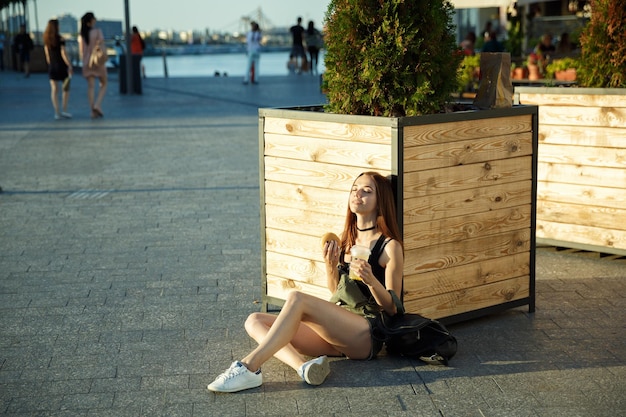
34;0;328;33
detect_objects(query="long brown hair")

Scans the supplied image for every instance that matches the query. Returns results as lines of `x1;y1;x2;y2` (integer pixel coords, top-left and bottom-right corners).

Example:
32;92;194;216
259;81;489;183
43;19;59;48
80;12;96;45
340;171;403;252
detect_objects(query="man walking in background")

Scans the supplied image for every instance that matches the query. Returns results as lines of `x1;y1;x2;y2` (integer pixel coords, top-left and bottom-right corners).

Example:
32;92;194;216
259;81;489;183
289;17;306;74
13;24;33;77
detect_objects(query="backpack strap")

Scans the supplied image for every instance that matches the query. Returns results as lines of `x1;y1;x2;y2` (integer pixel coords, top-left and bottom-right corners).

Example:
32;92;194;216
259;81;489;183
368;235;393;285
369;235;389;263
371;236;404;304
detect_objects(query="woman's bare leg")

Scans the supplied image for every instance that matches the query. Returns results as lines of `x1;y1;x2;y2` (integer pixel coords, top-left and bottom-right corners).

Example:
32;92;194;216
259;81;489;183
245;312;342;370
86;77;95;110
62;88;70;113
94;76;107;112
241;291;372;372
49;80;59;116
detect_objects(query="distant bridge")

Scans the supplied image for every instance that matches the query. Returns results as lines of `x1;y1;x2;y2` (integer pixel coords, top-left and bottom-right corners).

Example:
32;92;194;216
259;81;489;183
239;7;275;33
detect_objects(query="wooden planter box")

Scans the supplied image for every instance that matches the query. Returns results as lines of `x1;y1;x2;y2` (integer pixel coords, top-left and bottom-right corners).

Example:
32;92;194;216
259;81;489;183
259;105;538;323
515;87;626;256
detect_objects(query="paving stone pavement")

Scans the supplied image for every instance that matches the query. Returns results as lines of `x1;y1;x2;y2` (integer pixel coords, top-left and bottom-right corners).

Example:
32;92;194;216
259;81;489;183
0;70;624;417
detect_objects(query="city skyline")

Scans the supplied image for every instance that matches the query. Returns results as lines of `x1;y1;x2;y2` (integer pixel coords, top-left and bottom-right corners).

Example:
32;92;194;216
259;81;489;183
35;0;328;34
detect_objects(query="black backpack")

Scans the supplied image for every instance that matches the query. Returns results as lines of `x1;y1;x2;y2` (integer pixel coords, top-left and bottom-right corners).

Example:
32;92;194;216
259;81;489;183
375;312;458;365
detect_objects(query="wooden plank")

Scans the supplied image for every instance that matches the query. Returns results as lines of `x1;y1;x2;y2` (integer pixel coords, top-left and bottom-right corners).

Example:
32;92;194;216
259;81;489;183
266;274;331;302
403;115;532;146
539;143;626;169
537;220;626;252
266;228;327;261
264;133;391;170
404;181;532;223
537;106;626;128
537;181;626;210
404;229;531;274
264;157;390;191
403;156;532;198
404;205;532;250
266;251;327;286
536;237;626;257
537;200;626;232
518;92;626;108
404;132;533;172
538;125;626;149
265;204;344;236
403;275;530;319
264;116;392;143
537;162;626;188
403;252;530;299
264;181;347;214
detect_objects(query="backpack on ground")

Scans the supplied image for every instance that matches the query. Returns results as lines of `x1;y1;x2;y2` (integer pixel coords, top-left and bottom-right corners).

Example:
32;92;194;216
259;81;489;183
377;312;457;365
374;290;458;365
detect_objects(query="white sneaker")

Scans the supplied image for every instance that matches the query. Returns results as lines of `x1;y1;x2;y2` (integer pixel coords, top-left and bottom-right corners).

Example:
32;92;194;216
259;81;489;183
297;356;330;386
54;114;62;120
207;361;262;393
60;112;72;119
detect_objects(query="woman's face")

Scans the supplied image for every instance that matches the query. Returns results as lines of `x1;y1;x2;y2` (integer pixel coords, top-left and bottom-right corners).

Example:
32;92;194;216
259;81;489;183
349;175;377;215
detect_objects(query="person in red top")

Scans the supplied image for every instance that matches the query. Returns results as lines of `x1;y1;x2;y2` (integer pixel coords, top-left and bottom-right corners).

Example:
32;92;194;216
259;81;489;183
130;26;145;78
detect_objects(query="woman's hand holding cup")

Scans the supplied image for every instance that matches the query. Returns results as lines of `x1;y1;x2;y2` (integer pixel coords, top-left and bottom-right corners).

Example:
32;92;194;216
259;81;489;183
349;245;371;281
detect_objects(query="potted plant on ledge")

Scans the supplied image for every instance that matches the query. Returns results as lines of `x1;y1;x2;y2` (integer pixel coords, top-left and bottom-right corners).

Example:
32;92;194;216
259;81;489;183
545;57;580;81
259;0;538;323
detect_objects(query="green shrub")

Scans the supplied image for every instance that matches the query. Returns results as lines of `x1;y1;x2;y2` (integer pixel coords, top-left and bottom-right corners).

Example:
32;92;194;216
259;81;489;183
457;54;481;93
323;0;463;117
577;0;626;88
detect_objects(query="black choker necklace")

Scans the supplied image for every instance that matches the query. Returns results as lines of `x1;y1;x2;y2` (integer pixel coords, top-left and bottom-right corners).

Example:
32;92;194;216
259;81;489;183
356;225;376;232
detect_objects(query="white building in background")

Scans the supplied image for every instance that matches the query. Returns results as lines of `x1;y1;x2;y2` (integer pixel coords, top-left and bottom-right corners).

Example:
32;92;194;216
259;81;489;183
40;14;121;41
95;20;123;40
56;14;77;37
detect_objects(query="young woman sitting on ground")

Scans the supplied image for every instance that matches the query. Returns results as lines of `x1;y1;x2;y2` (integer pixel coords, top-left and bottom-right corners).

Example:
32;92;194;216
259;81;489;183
208;171;404;393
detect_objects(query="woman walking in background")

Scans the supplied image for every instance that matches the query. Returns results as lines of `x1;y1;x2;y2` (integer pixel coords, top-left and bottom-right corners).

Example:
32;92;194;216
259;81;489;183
43;19;73;120
304;20;323;75
243;21;262;85
79;12;107;118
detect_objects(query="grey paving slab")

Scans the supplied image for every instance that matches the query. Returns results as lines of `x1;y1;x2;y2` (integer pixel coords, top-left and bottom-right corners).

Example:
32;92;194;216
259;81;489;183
1;70;625;416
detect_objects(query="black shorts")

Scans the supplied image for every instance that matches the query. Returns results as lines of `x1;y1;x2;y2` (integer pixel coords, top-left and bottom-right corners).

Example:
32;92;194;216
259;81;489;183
48;62;68;81
291;45;306;58
365;315;384;360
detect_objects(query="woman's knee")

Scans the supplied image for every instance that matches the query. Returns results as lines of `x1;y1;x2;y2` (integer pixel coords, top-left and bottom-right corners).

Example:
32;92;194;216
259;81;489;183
245;311;272;330
285;290;311;305
244;312;262;330
284;291;328;318
244;312;274;338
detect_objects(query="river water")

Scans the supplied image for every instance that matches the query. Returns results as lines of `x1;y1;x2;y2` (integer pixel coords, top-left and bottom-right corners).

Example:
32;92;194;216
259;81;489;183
140;51;326;78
